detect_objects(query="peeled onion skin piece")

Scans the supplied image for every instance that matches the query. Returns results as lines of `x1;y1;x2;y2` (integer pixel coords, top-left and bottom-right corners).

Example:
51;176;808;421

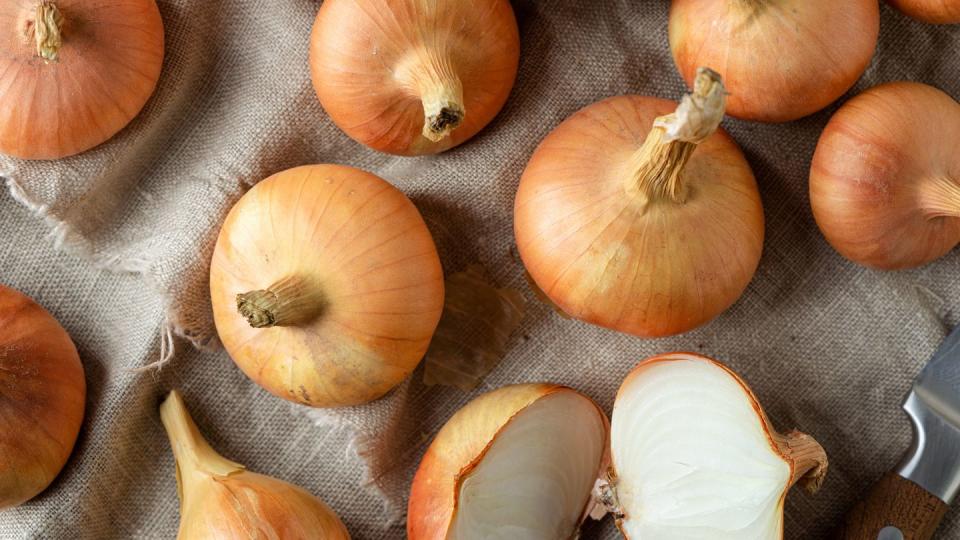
515;69;764;338
888;0;960;23
210;165;444;407
0;0;164;160
669;0;878;122
810;82;960;270
407;384;610;540
310;0;520;156
604;353;827;540
160;391;350;539
0;285;85;509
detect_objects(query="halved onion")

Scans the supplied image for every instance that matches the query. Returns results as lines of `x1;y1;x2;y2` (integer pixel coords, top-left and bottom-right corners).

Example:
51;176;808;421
603;353;828;539
408;384;609;539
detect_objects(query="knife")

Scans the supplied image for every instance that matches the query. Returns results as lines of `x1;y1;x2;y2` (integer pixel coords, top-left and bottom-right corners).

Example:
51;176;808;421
839;325;960;540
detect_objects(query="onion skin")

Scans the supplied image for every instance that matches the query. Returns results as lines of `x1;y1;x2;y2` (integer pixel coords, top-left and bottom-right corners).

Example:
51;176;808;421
407;384;609;540
210;165;444;407
0;0;164;160
310;0;519;156
515;90;763;337
161;391;350;540
888;0;960;23
0;285;85;509
810;82;960;270
669;0;879;122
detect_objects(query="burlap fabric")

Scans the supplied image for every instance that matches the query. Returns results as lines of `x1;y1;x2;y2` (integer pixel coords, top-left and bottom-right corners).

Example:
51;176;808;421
1;1;959;538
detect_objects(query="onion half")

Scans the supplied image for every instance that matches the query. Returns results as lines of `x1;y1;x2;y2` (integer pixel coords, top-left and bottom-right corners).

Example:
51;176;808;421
515;68;763;337
407;384;609;540
669;0;879;122
810;82;960;270
602;353;827;539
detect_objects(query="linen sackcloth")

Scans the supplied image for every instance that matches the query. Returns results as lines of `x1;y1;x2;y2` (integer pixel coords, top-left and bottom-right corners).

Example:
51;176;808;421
1;0;959;538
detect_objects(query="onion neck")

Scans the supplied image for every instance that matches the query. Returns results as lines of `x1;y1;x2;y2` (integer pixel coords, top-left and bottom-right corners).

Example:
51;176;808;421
160;391;245;506
236;274;326;328
34;2;64;62
398;50;465;143
626;67;726;205
774;429;829;494
919;176;960;219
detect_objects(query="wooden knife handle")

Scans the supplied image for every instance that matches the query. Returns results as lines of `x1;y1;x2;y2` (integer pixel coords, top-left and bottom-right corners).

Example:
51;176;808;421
837;473;949;540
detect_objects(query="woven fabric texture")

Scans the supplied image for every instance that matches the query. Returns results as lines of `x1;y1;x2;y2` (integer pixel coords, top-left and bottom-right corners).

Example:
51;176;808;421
1;1;960;538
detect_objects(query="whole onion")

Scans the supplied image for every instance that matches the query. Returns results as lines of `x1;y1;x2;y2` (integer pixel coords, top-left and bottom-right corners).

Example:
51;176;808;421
0;284;85;509
888;0;960;23
810;82;960;269
669;0;879;122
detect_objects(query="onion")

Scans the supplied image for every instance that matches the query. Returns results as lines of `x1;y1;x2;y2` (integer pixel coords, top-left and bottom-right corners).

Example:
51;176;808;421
407;384;609;539
0;284;85;509
600;353;828;538
309;0;520;156
0;0;164;160
809;82;960;270
888;0;960;23
210;165;444;407
515;68;764;338
669;0;879;122
160;391;350;539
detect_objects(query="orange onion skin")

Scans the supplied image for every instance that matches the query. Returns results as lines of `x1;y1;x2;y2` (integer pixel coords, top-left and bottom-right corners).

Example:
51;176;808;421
888;0;960;23
0;0;164;160
310;0;519;156
810;82;960;270
0;285;85;509
669;0;878;122
407;383;609;540
210;165;444;407
515;96;764;338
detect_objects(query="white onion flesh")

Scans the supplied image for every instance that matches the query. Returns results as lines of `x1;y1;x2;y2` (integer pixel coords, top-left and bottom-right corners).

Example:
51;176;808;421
611;358;790;539
449;391;607;539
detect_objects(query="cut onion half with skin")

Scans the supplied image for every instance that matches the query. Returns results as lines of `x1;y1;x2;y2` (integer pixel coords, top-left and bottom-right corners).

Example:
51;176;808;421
601;353;828;539
408;384;609;540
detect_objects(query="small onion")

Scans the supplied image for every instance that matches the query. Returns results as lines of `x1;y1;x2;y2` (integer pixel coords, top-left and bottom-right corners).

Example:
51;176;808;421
515;68;764;337
601;353;828;538
0;0;164;160
810;82;960;270
210;165;444;407
160;391;350;539
309;0;520;156
407;384;609;539
887;0;960;23
669;0;879;122
0;284;85;509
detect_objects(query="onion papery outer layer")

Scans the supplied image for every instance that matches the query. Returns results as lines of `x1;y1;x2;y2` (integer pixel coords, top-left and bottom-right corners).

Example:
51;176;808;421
888;0;960;23
210;165;444;407
310;0;519;156
408;384;610;540
160;391;351;539
0;0;164;160
515;71;763;338
669;0;878;122
607;353;827;540
0;284;85;509
810;82;960;270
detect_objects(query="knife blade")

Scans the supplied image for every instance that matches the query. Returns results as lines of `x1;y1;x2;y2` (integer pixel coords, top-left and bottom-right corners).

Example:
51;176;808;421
838;325;960;540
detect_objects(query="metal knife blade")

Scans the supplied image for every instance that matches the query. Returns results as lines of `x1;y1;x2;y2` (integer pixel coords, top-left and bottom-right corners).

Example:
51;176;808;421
898;324;960;503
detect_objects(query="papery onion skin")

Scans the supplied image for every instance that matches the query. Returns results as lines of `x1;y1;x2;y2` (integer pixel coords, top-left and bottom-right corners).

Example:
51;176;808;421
0;0;164;160
810;82;960;270
888;0;960;23
407;383;609;540
515;90;763;337
0;285;85;509
161;391;350;540
669;0;879;122
310;0;520;156
210;165;444;407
